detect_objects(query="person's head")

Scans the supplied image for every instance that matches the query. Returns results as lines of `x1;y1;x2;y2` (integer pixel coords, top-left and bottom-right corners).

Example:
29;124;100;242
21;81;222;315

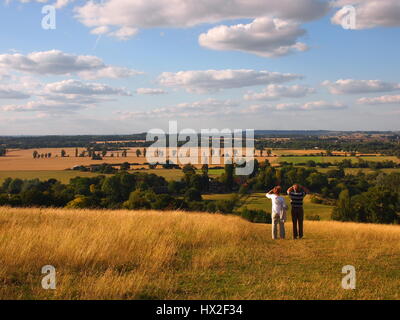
293;184;300;192
273;186;282;195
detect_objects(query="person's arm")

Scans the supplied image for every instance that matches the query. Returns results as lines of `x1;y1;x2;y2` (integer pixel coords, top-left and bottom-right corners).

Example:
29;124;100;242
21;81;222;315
266;189;274;198
301;186;310;194
287;186;293;195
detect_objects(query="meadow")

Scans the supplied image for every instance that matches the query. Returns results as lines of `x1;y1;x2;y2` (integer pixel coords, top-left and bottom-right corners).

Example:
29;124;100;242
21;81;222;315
0;207;398;300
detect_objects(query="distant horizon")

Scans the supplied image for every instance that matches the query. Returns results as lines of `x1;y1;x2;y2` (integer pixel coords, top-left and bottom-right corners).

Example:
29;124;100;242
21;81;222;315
1;129;399;138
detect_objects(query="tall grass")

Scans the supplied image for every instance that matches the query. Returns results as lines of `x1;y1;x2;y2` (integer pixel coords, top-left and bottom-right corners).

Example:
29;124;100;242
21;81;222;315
0;207;399;300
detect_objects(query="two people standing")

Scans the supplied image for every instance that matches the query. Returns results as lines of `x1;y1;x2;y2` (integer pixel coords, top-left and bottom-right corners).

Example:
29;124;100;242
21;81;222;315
266;184;309;240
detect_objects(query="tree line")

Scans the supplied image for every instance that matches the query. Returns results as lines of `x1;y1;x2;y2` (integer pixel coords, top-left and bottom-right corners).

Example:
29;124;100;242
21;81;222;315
0;160;398;225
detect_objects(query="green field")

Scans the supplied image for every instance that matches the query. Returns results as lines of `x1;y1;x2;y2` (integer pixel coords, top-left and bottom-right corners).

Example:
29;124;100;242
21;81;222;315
279;156;398;165
203;193;334;221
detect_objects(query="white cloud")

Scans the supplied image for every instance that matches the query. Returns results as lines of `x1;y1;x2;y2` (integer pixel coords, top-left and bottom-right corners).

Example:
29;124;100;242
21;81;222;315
158;69;302;93
0;50;142;79
90;25;138;41
0;85;30;99
199;17;308;58
116;98;345;120
358;95;400;105
117;98;239;119
3;100;86;114
0;69;11;81
275;100;347;111
9;0;74;8
74;0;328;39
136;88;167;95
108;27;139;41
90;26;110;35
244;84;315;101
1;78;132;115
79;66;143;80
43;79;132;96
322;79;400;95
331;0;400;29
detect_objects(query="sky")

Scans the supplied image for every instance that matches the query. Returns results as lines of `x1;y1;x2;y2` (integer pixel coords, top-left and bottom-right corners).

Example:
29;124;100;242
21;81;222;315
0;0;399;135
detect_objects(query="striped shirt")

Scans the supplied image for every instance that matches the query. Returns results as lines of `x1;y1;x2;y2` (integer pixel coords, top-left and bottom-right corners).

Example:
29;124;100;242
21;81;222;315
289;191;306;208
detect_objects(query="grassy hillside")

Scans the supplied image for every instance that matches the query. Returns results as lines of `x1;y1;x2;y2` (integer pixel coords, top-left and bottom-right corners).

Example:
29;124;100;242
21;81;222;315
0;207;399;300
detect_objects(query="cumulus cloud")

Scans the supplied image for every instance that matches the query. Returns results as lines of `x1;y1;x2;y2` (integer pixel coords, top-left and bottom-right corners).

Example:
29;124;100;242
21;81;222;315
322;79;400;95
9;0;74;8
244;84;315;101
108;27;139;41
331;0;400;29
0;85;30;99
0;50;142;79
2;78;133;116
199;17;308;58
3;100;86;114
116;98;239;119
158;69;302;93
275;100;347;111
116;98;345;120
136;88;167;95
74;0;328;39
43;79;132;96
358;95;400;105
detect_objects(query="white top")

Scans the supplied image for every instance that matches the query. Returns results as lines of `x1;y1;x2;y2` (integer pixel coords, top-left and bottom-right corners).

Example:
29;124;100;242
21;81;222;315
266;193;287;220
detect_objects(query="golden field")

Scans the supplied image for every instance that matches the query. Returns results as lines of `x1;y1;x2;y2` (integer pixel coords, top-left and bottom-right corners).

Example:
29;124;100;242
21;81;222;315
0;207;399;300
0;148;149;171
0;148;276;171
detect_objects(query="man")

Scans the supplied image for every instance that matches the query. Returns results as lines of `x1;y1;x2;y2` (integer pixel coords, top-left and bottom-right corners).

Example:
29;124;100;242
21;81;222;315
287;184;310;239
266;186;287;240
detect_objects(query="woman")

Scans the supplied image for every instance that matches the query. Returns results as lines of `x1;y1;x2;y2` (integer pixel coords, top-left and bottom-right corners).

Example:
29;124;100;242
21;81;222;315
266;186;287;240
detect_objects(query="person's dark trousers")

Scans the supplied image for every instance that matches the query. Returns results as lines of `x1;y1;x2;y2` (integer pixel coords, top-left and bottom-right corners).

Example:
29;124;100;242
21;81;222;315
291;207;304;239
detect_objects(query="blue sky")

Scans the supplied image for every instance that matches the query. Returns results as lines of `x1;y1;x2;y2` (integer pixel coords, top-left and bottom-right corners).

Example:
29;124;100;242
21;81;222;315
0;0;399;134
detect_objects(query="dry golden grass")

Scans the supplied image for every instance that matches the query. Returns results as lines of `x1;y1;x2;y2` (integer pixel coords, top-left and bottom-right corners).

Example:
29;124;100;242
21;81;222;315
0;207;399;300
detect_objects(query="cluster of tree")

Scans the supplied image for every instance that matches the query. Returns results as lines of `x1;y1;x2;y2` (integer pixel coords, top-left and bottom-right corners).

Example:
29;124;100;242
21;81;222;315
336;159;399;169
0;158;398;225
255;136;400;156
237;160;399;224
33;151;52;159
239;160;329;194
332;173;400;224
0;167;241;215
283;159;400;170
76;147;130;160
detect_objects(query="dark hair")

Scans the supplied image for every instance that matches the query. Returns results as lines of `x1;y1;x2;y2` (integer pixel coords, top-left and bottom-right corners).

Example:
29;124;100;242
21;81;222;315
273;186;282;195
